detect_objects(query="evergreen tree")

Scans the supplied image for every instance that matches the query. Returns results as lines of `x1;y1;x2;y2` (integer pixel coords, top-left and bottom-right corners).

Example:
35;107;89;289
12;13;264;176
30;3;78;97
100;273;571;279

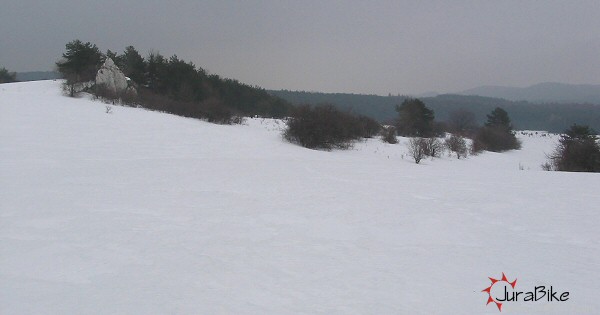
120;46;146;85
146;51;167;92
550;124;600;172
485;107;512;130
473;107;520;152
56;40;103;96
395;98;435;137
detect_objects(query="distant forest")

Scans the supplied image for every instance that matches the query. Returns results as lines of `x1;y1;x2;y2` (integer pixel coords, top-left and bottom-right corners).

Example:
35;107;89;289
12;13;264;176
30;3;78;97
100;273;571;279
270;90;600;132
16;71;62;82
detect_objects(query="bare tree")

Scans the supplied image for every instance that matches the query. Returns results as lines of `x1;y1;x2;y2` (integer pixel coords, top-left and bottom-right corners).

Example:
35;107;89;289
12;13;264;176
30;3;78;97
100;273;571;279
447;108;477;136
445;134;468;159
423;137;444;158
408;138;427;164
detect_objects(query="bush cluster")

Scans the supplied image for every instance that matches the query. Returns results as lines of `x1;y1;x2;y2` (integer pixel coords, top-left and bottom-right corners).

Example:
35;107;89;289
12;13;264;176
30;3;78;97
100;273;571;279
284;104;381;150
471;107;521;152
422;137;444;158
472;126;521;152
381;126;398;144
136;89;241;124
548;124;600;172
445;134;468;159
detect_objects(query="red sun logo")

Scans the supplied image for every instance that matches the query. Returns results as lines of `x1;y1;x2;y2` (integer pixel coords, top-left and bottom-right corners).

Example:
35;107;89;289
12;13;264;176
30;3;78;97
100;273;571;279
482;272;517;312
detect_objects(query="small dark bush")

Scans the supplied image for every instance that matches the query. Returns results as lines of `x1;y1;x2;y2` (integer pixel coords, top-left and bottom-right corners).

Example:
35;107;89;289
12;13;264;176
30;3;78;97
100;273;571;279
472;126;521;152
284;104;379;150
199;98;241;124
381;126;398;144
541;162;553;171
548;124;600;172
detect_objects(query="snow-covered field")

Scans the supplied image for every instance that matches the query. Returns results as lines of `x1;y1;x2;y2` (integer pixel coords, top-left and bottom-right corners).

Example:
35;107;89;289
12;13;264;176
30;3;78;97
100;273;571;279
1;80;598;314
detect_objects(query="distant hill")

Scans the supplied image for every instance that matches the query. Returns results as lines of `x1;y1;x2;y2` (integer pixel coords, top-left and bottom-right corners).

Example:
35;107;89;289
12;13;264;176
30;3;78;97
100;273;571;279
460;82;600;104
269;90;600;133
16;71;62;82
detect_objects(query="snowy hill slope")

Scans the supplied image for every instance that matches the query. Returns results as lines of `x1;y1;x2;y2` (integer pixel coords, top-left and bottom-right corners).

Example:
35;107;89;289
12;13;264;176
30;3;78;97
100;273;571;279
1;81;599;314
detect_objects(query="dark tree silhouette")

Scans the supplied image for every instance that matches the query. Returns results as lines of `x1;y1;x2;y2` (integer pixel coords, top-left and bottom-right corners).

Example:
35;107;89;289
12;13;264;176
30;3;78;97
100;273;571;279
56;40;103;96
485;107;512;130
549;124;600;172
119;46;146;85
284;104;380;150
473;107;520;152
395;98;435;137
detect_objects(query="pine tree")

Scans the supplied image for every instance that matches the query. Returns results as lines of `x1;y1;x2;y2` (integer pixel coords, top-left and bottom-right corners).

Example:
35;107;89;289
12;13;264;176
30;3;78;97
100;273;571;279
120;46;146;85
473;107;520;152
56;40;103;96
395;98;435;137
485;107;512;130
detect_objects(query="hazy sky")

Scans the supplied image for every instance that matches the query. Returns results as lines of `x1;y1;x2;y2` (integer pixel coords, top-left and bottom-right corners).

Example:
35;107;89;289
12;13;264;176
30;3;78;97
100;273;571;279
1;0;599;95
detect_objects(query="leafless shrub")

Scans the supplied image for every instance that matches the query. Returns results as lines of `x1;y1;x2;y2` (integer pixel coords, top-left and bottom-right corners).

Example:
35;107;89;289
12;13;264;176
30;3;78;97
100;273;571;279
407;137;427;164
445;134;468;159
541;162;553;171
423;137;444;158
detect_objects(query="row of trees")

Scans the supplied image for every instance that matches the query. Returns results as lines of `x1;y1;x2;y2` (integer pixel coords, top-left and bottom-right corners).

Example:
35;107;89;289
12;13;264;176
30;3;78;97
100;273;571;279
283;97;598;172
283;97;520;155
55;40;291;121
393;98;520;152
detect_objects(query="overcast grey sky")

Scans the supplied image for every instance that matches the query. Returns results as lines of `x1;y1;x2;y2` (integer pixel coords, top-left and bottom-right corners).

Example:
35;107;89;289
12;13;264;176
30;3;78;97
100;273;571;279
1;0;599;95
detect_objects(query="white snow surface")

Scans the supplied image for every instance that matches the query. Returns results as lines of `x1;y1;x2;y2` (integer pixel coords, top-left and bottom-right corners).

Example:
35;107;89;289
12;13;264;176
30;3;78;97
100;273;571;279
1;80;599;314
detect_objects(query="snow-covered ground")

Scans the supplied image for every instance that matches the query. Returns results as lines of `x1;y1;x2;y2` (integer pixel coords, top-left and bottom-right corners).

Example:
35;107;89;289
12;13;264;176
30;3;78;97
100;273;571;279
1;80;598;314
